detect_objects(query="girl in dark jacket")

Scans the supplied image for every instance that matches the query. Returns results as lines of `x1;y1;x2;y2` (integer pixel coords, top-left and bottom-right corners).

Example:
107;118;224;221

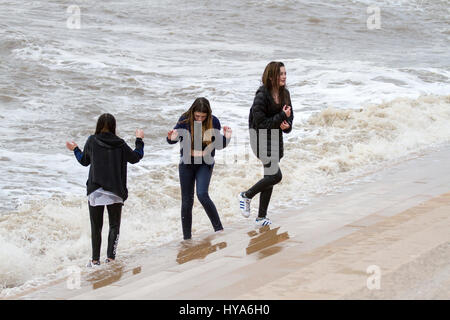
66;113;144;267
167;97;232;240
239;61;293;227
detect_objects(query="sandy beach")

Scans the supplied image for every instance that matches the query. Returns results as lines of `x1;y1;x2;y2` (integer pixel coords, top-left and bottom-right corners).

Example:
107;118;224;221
5;144;448;300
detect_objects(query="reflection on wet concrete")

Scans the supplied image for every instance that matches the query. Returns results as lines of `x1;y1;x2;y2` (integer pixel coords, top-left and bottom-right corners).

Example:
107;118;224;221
86;263;142;290
246;226;289;258
177;238;227;264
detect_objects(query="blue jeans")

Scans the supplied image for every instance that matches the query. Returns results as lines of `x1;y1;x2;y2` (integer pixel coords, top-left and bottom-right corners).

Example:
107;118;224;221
179;163;223;240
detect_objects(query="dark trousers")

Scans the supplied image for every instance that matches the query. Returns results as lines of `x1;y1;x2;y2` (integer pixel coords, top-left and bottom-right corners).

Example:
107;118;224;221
245;161;282;218
179;163;223;240
88;203;122;261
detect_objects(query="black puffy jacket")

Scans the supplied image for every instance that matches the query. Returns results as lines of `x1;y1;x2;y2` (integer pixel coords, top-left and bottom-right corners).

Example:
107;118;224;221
249;85;293;161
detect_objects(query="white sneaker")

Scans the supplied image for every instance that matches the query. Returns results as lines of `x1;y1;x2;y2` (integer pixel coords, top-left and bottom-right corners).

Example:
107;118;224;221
86;260;101;268
255;217;272;227
238;192;251;218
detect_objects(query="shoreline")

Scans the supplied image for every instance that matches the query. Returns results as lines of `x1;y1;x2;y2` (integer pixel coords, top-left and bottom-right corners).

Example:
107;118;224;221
3;143;450;299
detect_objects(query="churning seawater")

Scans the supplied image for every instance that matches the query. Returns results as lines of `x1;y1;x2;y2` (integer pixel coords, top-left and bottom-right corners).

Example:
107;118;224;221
0;0;449;295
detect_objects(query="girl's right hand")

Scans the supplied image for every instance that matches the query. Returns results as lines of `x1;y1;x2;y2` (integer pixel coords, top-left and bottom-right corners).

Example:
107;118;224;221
168;129;178;141
66;141;78;151
280;121;290;130
283;105;291;118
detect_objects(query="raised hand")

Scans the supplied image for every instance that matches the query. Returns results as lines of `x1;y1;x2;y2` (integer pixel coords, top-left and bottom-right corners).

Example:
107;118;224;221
135;129;144;139
282;105;291;118
168;129;179;141
66;141;78;151
223;126;232;139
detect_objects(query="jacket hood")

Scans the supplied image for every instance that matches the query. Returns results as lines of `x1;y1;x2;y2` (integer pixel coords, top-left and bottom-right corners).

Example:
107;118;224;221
94;132;125;149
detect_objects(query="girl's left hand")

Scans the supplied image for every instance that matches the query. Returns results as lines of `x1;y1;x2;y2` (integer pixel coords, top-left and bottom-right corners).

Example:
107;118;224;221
135;129;144;139
223;126;232;139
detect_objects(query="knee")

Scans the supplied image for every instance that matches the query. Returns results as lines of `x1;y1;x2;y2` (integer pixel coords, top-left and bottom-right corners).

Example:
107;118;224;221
196;191;210;204
275;170;282;183
268;170;282;185
109;221;120;230
181;194;194;207
109;217;121;230
90;220;103;232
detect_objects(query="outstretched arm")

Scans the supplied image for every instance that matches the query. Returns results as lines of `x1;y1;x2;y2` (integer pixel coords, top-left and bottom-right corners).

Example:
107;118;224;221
167;116;187;144
126;129;145;164
66;140;91;166
167;129;180;144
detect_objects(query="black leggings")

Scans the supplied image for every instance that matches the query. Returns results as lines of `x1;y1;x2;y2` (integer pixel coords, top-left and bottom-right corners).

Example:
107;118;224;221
245;161;282;218
88;203;122;261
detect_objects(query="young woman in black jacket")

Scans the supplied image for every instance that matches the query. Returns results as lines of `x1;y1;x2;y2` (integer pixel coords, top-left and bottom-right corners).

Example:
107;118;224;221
66;113;144;267
239;61;293;227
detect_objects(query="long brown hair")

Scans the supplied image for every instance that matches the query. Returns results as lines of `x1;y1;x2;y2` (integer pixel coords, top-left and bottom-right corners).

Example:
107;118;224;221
262;61;286;106
95;113;116;135
181;97;214;146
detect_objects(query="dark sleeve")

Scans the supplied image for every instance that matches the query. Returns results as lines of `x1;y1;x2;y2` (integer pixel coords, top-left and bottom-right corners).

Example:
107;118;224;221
74;137;92;167
166;116;185;144
125;138;144;164
282;91;294;134
222;135;231;149
212;117;230;150
166;135;179;144
252;91;287;130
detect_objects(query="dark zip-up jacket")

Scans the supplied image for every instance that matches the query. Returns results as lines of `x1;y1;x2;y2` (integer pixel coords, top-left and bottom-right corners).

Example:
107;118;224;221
73;132;144;201
249;85;294;161
167;114;230;165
